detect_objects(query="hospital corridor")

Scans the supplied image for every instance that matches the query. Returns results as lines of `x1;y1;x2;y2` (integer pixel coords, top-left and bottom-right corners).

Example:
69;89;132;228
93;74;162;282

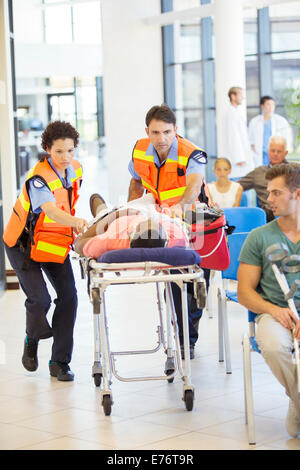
1;0;300;454
0;154;298;451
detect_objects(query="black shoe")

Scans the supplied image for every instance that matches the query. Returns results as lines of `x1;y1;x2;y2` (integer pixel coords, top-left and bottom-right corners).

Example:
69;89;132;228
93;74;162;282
89;193;107;217
180;344;195;360
49;361;74;381
22;336;39;372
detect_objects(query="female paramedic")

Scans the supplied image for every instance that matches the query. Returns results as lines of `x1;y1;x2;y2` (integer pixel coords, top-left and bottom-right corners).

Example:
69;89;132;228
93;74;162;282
3;121;88;382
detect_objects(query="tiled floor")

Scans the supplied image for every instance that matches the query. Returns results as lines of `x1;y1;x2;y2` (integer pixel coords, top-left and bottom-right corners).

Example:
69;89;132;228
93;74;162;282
0;154;299;451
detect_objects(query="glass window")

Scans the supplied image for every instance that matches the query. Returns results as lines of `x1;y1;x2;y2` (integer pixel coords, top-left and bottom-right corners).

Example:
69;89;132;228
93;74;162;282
270;3;300;52
76;77;98;141
272;51;300;103
173;0;201;11
44;4;73;44
182;62;203;108
73;3;102;44
178;108;204;148
245;57;259;109
179;23;201;62
244;14;258;55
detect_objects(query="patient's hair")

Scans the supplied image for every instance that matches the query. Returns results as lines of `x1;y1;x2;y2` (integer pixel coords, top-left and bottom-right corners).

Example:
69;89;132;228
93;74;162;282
265;163;300;192
129;218;168;248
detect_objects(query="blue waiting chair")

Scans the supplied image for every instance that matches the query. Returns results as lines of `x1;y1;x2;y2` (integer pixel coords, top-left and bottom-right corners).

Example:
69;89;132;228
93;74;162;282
242;311;260;445
217;232;249;374
223;207;266;233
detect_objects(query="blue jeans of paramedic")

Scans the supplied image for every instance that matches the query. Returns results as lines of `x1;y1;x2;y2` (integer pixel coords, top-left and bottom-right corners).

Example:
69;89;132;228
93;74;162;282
171;267;210;346
5;243;77;364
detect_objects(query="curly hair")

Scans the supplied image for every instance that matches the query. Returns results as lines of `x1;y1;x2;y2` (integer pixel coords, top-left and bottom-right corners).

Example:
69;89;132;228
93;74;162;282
41;121;80;151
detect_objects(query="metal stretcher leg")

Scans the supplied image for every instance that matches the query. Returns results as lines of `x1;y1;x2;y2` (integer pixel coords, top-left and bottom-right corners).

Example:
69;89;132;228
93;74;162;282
180;282;195;411
91;288;102;387
164;282;175;383
92;286;113;415
166;281;194;411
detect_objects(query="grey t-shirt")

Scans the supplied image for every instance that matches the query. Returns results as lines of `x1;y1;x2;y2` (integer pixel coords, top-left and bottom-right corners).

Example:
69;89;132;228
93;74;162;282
239;220;300;309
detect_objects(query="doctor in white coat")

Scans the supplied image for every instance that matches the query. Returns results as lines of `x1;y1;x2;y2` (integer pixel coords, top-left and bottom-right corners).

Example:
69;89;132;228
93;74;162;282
248;96;293;167
222;87;254;178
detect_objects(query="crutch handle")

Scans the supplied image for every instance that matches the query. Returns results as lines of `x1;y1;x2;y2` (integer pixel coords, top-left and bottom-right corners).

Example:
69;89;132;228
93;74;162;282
281;255;300;273
285;279;300;301
265;243;289;265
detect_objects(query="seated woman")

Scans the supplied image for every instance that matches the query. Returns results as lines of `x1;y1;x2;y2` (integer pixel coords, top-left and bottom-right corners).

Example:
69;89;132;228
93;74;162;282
74;193;189;259
207;158;243;208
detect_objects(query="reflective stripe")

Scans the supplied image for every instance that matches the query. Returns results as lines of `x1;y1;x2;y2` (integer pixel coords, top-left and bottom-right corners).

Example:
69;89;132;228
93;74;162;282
133;150;154;162
36;240;67;257
26;169;34;180
141;179;158;196
71;167;83;182
18;192;30;212
178;156;188;166
159;186;186;201
43;215;56;224
48;179;63;191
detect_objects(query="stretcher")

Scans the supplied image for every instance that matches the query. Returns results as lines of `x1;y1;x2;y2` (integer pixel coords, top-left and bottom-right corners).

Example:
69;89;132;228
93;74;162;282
265;242;300;397
78;246;206;416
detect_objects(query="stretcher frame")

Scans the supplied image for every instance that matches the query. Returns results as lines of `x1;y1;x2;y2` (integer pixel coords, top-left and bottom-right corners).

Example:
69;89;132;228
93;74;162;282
79;256;205;416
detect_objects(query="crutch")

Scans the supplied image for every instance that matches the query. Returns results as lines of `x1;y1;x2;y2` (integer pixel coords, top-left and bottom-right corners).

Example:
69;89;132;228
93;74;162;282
265;243;300;398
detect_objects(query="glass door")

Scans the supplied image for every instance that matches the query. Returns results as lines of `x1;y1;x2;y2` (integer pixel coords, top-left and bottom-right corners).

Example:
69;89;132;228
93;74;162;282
48;93;77;127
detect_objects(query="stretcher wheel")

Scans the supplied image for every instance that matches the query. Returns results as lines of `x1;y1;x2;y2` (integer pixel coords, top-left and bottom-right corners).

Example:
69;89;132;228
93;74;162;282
184;389;194;411
102;394;112;416
165;369;174;383
93;373;102;387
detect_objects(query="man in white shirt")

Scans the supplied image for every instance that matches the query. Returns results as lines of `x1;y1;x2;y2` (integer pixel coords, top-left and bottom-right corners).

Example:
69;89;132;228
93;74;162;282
248;95;293;167
222;87;254;178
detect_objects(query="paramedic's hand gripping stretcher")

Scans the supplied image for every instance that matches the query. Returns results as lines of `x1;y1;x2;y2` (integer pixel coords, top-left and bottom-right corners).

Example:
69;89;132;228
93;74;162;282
265;243;300;398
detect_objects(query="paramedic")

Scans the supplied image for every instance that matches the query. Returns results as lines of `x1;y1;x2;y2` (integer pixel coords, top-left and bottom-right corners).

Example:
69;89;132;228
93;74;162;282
127;104;210;359
3;121;87;382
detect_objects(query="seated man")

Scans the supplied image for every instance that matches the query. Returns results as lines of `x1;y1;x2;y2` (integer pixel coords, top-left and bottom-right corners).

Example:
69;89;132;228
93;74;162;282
74;193;189;258
237;163;300;437
238;136;289;222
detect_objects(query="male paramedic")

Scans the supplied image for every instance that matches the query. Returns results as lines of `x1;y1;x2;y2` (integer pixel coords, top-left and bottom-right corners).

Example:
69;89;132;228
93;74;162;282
127;104;210;359
237;163;300;437
3;121;87;381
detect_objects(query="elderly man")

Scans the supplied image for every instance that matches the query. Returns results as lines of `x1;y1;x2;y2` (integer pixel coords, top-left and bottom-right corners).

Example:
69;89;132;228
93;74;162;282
238;163;300;437
238;136;289;222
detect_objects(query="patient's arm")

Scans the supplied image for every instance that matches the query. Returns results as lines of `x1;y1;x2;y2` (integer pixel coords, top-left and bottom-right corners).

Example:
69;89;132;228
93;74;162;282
73;207;141;256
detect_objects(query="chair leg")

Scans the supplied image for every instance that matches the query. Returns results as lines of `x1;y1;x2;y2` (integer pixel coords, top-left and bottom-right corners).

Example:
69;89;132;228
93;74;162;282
242;334;256;445
222;300;232;374
217;287;224;363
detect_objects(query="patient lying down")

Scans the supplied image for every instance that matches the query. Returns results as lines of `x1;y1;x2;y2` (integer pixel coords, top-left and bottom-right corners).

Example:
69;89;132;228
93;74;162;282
74;193;189;259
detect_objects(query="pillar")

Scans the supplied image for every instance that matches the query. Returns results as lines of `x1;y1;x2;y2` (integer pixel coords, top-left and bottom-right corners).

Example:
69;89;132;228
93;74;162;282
100;0;164;205
214;0;247;155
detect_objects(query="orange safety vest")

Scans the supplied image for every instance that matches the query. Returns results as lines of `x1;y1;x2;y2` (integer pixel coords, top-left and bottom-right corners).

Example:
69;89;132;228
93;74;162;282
132;135;210;207
3;157;83;264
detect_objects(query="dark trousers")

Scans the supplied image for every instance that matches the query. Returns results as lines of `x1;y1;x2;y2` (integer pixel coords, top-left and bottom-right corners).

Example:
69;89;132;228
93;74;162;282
171;268;210;346
5;243;77;364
